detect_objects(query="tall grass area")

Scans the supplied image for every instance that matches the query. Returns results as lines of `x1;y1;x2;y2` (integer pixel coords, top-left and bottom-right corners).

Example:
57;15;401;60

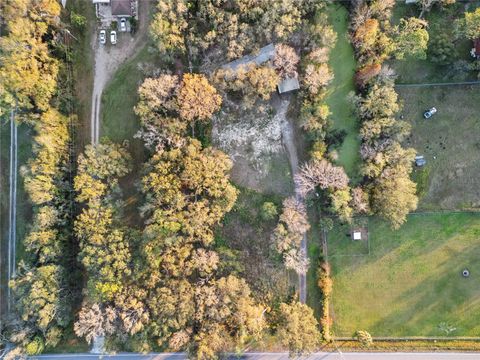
101;46;157;145
330;213;480;337
325;4;360;181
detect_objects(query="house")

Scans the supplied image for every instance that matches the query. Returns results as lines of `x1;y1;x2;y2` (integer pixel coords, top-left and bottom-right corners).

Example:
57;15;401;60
111;0;133;18
405;0;418;3
92;0;136;21
471;39;480;59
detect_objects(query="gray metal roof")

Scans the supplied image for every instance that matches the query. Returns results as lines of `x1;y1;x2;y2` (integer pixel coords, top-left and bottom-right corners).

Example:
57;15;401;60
222;44;275;72
278;77;300;94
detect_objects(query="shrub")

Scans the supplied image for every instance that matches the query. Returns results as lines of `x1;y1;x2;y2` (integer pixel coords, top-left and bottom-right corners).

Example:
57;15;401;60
261;202;278;221
25;337;45;355
355;330;373;347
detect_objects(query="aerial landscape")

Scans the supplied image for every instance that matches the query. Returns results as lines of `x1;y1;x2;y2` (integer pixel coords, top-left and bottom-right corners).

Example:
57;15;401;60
2;0;480;359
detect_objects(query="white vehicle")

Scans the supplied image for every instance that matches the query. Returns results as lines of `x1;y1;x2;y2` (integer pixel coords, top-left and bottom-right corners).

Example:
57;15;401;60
120;18;127;32
110;30;117;45
99;30;106;45
423;107;437;119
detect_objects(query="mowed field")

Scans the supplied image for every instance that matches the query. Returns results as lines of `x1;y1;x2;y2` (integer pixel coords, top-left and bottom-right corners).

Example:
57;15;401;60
398;85;480;210
330;213;480;337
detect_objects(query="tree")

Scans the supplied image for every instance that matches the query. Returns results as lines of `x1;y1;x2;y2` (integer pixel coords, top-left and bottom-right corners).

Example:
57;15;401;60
142;138;237;246
272;197;310;274
150;0;188;55
10;264;69;337
74;304;117;344
303;63;333;96
273;44;300;79
277;302;320;356
295;159;349;197
429;32;455;65
74;143;132;301
70;11;87;28
351;187;370;214
213;64;279;108
0;0;61;111
135;75;180;119
354;81;400;119
394;18;429;60
419;0;456;18
177;74;222;122
460;7;480;40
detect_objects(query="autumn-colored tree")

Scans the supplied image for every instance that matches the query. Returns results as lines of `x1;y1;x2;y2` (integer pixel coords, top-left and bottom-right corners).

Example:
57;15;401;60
273;44;300;79
272;197;310;274
10;263;69;347
142;138;237;245
0;0;61;112
74;142;132;301
303;63;333;96
353;18;379;52
459;7;480;40
277;302;321;355
355;63;382;86
150;0;188;55
317;261;332;341
295;159;350;197
177;74;222;122
74;303;117;344
213;64;279;108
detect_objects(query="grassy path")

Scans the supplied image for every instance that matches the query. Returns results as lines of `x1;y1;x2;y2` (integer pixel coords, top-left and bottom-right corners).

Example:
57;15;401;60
325;4;360;181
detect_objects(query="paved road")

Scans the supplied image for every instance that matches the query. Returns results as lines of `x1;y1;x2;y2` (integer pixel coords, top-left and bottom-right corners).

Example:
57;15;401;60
28;352;480;360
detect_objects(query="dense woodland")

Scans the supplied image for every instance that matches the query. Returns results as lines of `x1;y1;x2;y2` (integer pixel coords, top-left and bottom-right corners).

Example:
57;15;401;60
3;0;479;358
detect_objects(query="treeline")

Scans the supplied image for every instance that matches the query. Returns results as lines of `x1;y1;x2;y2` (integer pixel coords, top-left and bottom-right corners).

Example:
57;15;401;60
1;0;77;356
150;0;318;62
349;0;431;228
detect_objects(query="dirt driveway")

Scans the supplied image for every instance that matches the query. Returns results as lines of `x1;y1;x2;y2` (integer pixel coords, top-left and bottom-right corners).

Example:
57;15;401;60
90;1;151;144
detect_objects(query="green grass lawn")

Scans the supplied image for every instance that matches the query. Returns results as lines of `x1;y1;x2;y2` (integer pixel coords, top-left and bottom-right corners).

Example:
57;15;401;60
101;46;159;227
398;85;480;210
325;4;361;182
330;213;480;337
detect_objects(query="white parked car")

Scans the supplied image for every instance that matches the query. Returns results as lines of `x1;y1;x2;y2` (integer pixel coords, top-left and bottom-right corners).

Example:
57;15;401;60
99;30;106;45
423;107;437;119
120;18;127;32
110;30;117;45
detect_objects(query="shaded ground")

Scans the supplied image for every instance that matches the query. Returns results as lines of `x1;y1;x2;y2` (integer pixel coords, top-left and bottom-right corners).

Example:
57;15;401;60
398;85;480;209
390;2;479;84
325;4;361;182
330;213;480;337
215;187;293;304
